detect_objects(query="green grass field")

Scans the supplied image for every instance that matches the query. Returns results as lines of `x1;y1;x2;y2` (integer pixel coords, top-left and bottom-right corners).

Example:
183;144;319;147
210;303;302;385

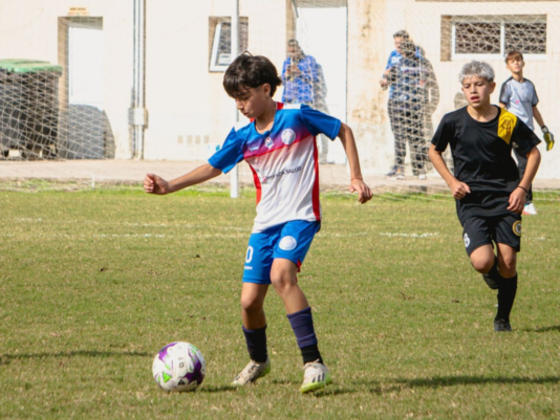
1;187;559;419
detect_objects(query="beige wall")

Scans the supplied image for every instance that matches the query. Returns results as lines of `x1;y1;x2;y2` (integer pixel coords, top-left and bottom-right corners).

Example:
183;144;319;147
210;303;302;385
143;0;292;161
0;0;292;161
1;0;558;177
347;0;560;178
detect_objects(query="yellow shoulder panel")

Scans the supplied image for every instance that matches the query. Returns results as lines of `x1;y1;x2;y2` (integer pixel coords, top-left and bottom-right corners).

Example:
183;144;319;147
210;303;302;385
498;108;517;145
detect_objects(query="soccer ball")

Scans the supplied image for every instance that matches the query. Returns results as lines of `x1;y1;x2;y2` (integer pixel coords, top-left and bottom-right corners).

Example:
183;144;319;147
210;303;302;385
152;342;206;392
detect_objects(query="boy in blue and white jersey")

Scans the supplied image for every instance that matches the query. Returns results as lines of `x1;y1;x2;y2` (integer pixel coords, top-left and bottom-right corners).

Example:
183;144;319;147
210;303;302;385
499;50;554;215
144;53;372;393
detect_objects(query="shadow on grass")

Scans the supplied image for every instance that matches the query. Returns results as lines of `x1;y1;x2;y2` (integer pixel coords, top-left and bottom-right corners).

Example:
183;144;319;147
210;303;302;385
0;350;151;365
309;386;356;397
199;385;238;393
270;379;356;397
352;375;560;394
383;375;560;392
271;379;298;386
523;325;560;333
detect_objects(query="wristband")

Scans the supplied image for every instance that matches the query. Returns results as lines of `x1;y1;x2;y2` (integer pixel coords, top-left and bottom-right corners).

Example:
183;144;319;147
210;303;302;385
517;185;528;193
351;177;363;181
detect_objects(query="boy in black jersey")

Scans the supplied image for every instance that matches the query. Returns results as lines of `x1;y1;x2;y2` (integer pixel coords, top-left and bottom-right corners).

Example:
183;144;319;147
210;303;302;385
428;61;541;332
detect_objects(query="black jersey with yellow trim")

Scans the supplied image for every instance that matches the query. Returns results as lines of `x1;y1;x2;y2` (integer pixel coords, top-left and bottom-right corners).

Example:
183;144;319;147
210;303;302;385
432;106;540;220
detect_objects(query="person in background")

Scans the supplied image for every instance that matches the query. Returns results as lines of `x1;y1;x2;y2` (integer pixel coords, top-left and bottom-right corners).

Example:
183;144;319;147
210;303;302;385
383;38;429;179
380;30;429;179
282;39;330;163
499;50;554;216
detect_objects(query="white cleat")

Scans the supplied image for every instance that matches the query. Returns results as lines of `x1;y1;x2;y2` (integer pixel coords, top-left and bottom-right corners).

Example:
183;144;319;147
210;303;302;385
299;360;332;394
232;357;271;386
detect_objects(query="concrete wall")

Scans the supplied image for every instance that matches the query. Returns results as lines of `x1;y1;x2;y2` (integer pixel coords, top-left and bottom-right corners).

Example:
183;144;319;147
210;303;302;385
143;0;292;161
1;0;558;178
347;0;560;178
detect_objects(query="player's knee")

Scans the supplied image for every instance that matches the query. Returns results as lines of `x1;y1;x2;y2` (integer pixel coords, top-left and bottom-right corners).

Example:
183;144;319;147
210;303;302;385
240;295;263;314
270;270;296;293
471;257;494;274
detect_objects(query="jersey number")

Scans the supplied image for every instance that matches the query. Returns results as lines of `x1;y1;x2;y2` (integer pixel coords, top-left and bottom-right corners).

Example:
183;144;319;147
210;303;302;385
245;246;254;263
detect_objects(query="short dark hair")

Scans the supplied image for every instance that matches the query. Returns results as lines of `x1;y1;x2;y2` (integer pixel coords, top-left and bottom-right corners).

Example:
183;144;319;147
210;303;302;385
505;50;524;63
393;30;410;39
223;52;282;98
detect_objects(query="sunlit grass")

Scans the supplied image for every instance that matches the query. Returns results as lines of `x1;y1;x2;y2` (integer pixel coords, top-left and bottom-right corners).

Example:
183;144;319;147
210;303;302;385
1;189;559;419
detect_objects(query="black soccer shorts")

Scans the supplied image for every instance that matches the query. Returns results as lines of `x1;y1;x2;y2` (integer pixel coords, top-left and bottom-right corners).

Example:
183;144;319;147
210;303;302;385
461;213;522;256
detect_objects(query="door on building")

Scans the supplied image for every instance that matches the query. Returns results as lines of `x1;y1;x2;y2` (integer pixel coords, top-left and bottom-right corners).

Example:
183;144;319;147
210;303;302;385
58;17;111;158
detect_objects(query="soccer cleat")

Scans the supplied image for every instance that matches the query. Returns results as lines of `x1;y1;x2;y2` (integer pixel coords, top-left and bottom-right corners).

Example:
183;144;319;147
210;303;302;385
494;318;512;332
232;357;271;386
523;202;537;215
482;272;499;290
299;360;332;394
386;166;405;180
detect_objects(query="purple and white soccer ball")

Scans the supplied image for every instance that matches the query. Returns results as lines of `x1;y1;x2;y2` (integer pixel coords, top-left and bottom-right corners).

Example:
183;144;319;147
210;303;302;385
152;342;206;392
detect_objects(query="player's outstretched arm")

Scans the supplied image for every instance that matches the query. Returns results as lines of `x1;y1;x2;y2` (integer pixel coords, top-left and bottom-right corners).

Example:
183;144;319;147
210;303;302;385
508;146;541;213
337;122;373;204
428;144;471;199
144;163;222;195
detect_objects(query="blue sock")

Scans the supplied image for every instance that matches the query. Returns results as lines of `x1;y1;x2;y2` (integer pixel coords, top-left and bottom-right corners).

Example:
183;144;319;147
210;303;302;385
287;307;323;364
242;325;268;363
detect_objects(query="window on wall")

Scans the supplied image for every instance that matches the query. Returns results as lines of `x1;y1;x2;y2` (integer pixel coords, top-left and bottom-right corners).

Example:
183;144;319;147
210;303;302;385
441;15;546;61
209;17;248;72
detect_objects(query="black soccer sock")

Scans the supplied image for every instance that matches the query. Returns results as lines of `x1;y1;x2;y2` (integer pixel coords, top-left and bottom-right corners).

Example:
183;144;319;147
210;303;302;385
287;307;323;365
482;259;503;290
301;343;323;365
496;274;518;323
242;325;268;363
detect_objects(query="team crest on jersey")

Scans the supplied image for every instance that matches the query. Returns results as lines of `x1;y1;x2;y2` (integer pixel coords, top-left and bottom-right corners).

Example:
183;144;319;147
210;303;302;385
265;137;274;148
512;221;522;237
279;236;297;251
463;232;470;248
281;129;296;145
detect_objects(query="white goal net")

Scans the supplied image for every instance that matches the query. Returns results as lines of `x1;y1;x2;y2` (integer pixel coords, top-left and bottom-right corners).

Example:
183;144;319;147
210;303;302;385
0;0;558;200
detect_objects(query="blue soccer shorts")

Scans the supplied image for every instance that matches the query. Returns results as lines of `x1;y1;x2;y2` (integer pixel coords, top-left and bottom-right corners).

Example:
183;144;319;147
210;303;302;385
242;220;321;284
462;213;522;256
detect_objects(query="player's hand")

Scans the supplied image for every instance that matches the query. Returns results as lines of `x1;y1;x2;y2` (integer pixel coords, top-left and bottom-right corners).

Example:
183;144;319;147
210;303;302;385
542;126;554;151
349;178;373;204
507;187;526;213
449;179;471;200
144;173;170;195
